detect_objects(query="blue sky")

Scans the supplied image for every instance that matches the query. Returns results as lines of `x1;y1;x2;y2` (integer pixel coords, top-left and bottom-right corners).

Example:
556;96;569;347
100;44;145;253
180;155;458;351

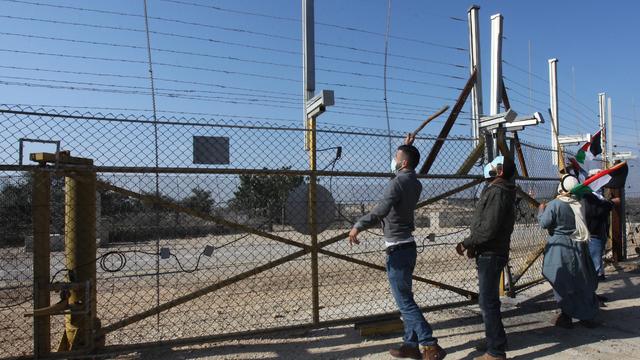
0;0;638;166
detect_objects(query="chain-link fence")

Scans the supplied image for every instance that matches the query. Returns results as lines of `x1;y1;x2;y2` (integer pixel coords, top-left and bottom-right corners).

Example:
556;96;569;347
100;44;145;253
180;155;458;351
0;104;570;359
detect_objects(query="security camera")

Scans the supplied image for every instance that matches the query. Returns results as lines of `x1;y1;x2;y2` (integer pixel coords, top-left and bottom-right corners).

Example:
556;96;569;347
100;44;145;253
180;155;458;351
534;111;544;124
558;134;590;145
498;111;545;131
479;109;518;129
306;90;335;119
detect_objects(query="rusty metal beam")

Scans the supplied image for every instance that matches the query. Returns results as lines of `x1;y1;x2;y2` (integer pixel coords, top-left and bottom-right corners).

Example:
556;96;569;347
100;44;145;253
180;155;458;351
96;177;484;336
318;249;477;299
456;136;485;175
501;78;511;110
419;69;477;175
98;249;309;336
513;133;529;177
318;178;484;249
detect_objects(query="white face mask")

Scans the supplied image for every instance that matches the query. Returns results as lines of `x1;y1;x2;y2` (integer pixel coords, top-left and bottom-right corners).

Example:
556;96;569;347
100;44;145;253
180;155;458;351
391;158;404;174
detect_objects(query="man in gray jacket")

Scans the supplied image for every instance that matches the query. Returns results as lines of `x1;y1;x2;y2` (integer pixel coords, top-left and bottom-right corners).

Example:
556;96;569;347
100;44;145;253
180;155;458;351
349;135;447;360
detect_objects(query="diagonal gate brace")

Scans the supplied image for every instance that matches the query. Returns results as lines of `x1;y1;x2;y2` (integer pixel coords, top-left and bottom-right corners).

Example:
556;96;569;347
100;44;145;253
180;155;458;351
419;68;477;175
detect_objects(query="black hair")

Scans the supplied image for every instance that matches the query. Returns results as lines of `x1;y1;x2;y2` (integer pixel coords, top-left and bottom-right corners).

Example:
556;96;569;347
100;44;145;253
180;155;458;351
499;157;516;179
397;145;420;169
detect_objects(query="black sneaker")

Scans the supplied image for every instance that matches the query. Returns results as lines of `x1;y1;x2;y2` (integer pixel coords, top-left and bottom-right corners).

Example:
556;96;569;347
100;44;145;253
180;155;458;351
474;341;487;352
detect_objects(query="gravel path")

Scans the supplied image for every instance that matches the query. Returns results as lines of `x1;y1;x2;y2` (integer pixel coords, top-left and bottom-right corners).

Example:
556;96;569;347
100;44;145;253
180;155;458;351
128;259;640;360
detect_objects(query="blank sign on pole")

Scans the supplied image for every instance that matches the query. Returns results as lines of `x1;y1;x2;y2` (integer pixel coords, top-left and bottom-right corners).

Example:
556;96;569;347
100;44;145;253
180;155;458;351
193;136;230;165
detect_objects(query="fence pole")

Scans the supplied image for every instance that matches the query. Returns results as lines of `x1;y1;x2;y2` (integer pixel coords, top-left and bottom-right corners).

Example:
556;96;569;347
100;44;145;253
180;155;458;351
489;13;503;160
611;187;625;261
32;168;51;358
303;0;320;325
607;97;614;162
303;0;315;151
548;58;560;166
490;13;505;296
598;92;607;168
308;117;320;325
467;5;483;148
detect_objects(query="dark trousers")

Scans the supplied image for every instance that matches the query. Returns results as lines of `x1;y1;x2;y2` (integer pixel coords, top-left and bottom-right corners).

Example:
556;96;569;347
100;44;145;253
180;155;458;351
386;245;436;347
476;254;508;357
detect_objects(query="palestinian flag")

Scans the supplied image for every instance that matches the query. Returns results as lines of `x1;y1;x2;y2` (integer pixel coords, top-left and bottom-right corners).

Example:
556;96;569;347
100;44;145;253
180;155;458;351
571;161;629;197
575;130;603;164
568;156;588;182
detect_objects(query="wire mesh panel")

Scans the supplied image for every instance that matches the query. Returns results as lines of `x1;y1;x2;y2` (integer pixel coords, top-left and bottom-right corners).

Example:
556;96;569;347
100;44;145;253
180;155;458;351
0;172;35;358
0;107;586;359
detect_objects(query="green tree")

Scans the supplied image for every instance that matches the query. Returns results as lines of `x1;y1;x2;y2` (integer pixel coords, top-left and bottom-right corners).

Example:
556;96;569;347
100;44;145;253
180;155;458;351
0;179;32;245
182;187;214;214
101;190;143;216
230;167;304;228
0;173;64;246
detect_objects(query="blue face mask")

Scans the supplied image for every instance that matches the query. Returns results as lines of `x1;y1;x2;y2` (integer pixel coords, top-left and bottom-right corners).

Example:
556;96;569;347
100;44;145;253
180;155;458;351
483;156;505;179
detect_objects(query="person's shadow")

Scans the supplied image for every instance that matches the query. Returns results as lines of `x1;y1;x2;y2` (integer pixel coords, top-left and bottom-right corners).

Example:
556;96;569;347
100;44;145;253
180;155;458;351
450;283;640;359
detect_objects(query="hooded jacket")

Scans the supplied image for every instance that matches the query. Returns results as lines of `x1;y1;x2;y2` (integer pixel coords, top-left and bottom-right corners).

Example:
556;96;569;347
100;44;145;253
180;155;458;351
463;177;517;256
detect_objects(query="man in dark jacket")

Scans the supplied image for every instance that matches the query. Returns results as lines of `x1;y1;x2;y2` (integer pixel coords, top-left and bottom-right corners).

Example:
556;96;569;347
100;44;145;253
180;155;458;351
582;169;620;282
349;134;447;360
456;156;516;360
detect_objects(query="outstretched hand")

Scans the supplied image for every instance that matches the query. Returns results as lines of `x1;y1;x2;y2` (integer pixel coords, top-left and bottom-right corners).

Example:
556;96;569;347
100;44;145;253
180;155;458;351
348;227;360;245
404;133;416;146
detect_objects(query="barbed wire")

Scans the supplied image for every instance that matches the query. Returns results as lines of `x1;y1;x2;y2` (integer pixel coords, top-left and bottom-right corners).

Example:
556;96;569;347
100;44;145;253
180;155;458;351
160;0;468;51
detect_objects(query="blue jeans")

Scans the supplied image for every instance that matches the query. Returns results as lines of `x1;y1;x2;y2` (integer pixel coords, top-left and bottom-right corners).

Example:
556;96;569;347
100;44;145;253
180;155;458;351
588;236;605;277
386;246;437;347
476;254;508;358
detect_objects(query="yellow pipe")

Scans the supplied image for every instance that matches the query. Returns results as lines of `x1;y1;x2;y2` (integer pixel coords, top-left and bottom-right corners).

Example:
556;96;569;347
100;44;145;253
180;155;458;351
60;170;98;351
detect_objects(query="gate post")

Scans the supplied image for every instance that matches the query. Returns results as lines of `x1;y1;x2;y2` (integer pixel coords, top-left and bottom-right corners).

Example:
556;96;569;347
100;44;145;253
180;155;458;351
58;168;98;351
32;168;51;357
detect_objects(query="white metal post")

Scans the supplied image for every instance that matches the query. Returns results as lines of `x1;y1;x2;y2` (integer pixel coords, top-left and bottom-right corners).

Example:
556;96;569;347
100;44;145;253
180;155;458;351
468;5;483;147
599;92;607;166
303;0;315;150
548;58;559;165
490;14;503;116
608;97;614;160
489;13;503;160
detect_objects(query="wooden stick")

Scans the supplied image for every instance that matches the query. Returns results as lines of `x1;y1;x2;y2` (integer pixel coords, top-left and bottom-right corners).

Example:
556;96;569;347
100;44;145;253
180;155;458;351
411;105;449;137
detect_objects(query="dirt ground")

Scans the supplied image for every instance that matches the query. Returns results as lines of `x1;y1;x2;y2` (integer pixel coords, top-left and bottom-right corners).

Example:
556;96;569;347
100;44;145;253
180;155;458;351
126;259;640;360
